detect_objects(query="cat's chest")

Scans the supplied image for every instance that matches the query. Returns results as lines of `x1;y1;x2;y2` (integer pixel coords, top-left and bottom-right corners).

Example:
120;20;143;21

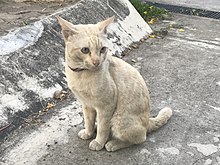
67;72;108;98
65;66;115;106
70;79;111;108
70;79;97;96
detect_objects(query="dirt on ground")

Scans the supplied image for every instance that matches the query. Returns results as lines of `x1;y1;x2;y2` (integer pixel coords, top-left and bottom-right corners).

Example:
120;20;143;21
0;0;78;36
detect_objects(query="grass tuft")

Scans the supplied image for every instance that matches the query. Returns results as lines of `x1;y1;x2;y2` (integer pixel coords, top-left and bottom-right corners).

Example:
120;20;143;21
129;0;172;23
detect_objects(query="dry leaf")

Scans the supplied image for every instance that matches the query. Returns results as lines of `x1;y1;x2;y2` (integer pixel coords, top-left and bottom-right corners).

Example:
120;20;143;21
148;18;157;24
43;102;55;112
149;6;154;10
149;35;156;38
178;28;185;32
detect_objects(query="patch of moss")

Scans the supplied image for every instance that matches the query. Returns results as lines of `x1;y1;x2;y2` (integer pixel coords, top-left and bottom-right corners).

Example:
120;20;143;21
129;0;172;22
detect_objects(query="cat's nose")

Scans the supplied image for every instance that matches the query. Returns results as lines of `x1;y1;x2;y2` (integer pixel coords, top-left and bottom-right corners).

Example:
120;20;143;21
92;60;100;67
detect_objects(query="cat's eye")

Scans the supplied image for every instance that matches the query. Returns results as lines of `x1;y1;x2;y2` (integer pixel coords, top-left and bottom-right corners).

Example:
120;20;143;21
100;47;107;54
81;47;90;54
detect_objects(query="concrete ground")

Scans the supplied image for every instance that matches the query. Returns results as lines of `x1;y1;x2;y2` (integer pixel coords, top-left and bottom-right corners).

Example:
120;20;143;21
0;0;79;36
1;13;220;164
145;0;220;12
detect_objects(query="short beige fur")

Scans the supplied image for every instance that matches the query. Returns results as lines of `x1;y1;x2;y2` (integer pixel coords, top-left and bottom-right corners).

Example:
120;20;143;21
57;16;172;152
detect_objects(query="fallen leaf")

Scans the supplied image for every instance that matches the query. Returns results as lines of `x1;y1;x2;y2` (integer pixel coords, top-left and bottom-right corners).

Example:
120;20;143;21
149;6;154;10
47;102;55;109
149;35;156;38
178;28;185;32
148;18;157;24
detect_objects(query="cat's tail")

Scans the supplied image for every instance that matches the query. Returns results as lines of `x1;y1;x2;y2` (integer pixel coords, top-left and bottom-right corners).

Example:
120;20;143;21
148;107;173;133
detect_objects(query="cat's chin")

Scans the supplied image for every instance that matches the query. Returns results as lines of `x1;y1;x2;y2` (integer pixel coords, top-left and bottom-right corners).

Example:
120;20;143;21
90;67;101;71
88;64;102;71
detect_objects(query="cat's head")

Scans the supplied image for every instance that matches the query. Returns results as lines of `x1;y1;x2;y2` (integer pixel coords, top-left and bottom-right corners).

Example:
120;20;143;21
57;16;114;72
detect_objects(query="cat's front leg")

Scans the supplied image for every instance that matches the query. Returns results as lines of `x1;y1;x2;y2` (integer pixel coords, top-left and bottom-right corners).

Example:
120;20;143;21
89;108;113;151
78;106;96;140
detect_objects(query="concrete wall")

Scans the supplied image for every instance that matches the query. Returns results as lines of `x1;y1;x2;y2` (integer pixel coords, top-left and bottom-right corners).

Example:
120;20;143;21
0;0;152;129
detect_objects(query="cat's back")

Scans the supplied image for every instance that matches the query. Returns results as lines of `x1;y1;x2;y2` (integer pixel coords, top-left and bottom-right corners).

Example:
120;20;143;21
109;56;150;116
109;56;148;92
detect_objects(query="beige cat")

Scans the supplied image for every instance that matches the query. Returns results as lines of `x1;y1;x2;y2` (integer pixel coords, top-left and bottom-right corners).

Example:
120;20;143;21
57;16;172;152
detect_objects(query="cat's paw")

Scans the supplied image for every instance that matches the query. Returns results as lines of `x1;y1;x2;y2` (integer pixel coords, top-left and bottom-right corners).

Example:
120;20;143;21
105;140;119;152
105;140;130;152
89;140;104;151
78;129;93;140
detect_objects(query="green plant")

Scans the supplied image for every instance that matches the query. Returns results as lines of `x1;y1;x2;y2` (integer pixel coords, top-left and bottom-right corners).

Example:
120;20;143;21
129;0;171;23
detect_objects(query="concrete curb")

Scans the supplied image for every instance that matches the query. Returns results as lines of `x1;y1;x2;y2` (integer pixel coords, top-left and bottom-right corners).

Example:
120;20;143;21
0;0;152;133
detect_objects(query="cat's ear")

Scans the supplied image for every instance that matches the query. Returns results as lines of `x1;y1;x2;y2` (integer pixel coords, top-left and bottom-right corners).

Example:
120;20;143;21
56;16;79;41
97;16;115;34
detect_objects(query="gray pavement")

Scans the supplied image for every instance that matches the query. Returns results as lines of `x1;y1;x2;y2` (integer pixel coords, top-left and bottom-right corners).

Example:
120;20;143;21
145;0;220;12
1;13;220;165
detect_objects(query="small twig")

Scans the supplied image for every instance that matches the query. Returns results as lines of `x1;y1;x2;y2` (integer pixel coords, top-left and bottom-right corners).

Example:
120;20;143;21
14;10;31;15
0;122;12;132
